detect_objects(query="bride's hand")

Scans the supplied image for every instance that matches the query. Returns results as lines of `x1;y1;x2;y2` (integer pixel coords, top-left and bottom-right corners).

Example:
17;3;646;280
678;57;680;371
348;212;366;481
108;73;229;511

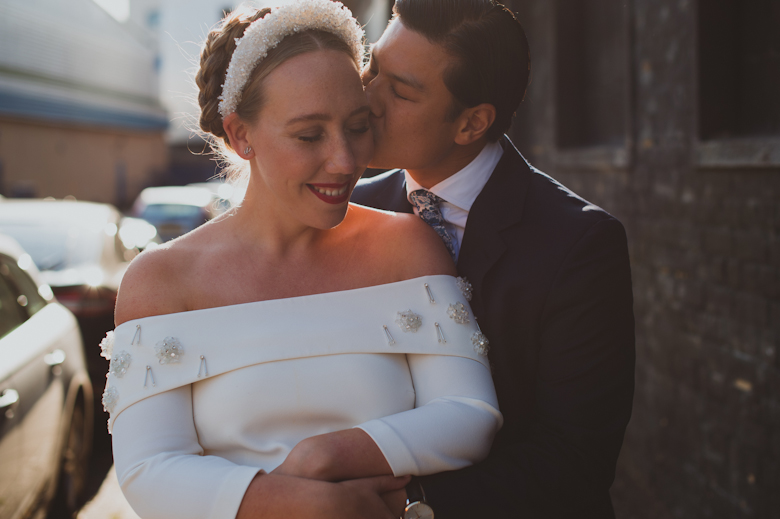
272;429;393;481
237;473;409;519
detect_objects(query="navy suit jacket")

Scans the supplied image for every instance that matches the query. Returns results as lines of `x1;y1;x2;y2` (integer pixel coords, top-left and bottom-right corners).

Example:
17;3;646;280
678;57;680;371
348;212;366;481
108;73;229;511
351;138;635;518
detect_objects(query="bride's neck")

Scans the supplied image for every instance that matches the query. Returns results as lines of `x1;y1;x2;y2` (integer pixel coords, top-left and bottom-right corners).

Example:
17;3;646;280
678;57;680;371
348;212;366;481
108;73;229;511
229;177;325;258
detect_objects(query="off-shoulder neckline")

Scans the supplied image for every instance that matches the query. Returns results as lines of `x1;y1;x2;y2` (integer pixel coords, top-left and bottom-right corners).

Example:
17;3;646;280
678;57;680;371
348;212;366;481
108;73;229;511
115;274;458;332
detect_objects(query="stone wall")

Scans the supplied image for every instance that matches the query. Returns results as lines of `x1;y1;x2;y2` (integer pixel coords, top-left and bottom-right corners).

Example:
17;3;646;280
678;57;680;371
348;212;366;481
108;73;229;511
505;0;779;517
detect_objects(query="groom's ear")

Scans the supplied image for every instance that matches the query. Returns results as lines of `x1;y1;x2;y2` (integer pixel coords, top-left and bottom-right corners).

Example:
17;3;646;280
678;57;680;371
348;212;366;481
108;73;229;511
453;103;497;146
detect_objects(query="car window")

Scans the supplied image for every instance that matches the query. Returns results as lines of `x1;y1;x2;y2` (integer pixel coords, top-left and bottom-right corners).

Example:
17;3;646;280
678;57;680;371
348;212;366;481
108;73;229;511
0;255;47;318
0;270;25;340
0;223;103;271
141;204;204;222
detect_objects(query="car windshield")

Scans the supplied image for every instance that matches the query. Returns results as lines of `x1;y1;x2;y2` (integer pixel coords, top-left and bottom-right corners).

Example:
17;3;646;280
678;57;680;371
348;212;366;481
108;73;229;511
141;204;203;222
0;223;103;271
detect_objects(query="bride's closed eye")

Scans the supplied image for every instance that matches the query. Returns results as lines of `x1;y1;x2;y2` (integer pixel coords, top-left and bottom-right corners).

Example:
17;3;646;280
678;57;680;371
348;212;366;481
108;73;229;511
296;124;368;143
350;126;370;135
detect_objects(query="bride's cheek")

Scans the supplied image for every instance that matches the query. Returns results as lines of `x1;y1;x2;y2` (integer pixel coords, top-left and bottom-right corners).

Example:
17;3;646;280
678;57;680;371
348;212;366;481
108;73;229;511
358;133;375;164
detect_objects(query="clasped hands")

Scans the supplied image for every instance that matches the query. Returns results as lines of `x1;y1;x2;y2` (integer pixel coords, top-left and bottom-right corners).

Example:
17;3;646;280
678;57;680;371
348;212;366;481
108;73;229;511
237;428;408;519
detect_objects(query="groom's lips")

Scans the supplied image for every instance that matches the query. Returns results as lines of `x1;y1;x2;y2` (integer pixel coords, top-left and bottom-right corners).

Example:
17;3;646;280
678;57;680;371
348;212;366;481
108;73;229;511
307;182;351;205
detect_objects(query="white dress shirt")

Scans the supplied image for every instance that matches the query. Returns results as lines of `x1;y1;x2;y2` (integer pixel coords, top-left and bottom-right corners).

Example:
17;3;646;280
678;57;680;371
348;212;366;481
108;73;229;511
405;141;504;261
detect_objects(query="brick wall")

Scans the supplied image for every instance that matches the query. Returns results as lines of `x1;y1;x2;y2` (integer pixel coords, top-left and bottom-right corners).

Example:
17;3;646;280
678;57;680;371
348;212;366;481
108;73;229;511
506;0;780;517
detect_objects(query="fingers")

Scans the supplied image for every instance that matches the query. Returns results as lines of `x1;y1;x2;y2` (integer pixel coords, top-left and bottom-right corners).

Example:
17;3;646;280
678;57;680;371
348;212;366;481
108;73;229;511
381;488;408;517
331;477;405;519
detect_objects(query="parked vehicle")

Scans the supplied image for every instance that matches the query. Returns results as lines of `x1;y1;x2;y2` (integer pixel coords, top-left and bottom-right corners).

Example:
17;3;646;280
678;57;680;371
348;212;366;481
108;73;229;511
187;180;246;215
0;200;133;382
131;185;216;242
0;234;93;518
118;216;162;254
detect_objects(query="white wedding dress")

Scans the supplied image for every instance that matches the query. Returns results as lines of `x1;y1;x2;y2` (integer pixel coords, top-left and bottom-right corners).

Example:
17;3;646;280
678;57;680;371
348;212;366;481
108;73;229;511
106;275;501;519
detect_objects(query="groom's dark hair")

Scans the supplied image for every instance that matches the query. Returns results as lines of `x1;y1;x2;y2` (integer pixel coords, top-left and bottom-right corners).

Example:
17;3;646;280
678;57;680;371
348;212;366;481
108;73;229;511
393;0;530;141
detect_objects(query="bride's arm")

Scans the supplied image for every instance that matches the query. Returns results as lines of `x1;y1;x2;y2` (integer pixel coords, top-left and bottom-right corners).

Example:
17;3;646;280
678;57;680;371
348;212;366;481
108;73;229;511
273;353;500;482
113;383;408;519
112;251;407;519
112;386;259;518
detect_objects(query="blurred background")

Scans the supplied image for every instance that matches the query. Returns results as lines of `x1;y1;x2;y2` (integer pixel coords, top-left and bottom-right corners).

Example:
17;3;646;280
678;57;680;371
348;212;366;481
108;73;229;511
0;0;777;518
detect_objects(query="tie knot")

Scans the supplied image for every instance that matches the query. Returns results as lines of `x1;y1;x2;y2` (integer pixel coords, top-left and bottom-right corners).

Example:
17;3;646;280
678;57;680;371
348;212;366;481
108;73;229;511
408;189;458;261
409;189;444;211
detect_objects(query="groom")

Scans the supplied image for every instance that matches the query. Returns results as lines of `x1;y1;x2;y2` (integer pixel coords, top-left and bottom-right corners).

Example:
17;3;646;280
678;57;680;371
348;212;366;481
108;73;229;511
351;1;635;517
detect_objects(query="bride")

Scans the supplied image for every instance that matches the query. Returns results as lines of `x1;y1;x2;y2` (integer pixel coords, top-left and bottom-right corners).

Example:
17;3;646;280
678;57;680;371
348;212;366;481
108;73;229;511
105;2;501;518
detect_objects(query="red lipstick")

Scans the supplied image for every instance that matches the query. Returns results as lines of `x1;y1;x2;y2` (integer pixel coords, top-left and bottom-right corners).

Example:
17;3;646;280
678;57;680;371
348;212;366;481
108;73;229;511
307;182;351;205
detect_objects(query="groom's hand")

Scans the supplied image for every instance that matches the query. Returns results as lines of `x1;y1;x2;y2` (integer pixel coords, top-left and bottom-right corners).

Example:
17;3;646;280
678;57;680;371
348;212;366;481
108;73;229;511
272;429;393;482
381;487;408;517
237;473;408;519
336;475;410;518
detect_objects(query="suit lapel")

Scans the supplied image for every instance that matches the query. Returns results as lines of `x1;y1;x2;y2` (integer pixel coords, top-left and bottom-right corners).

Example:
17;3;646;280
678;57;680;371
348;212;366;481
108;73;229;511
385;170;414;214
457;139;532;310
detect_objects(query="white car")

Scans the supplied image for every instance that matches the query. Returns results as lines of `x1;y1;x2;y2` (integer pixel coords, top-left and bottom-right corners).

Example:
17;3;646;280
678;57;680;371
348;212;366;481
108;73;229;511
0;199;134;382
0;234;93;518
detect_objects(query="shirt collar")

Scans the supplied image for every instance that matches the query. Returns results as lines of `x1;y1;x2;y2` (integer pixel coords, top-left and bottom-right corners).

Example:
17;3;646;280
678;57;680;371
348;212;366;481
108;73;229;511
404;141;504;212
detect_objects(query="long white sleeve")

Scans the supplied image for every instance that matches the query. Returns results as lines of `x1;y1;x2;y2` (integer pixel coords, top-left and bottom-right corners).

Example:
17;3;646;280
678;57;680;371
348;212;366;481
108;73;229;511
112;385;261;519
356;354;502;476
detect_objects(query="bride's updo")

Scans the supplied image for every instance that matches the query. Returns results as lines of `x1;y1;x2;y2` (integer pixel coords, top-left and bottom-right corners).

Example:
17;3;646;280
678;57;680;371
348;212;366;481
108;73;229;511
195;2;364;180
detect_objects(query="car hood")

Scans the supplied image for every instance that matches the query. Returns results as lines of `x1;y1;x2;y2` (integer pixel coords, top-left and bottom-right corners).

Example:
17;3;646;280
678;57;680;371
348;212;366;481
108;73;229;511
40;263;126;291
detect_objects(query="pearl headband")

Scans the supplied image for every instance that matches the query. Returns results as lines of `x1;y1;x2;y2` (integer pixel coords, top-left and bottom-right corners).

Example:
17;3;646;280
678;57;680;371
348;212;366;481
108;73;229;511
217;0;365;118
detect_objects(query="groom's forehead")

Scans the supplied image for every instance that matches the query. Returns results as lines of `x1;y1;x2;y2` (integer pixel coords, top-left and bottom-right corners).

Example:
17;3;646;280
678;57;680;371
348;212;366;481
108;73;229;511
374;20;453;82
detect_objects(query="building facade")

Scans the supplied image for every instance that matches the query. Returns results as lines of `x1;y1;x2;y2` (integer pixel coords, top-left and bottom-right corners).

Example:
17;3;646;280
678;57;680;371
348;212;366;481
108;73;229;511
504;0;779;517
0;0;168;206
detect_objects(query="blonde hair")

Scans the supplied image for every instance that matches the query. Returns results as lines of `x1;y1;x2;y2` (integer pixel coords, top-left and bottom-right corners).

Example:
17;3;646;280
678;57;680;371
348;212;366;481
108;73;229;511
196;7;362;183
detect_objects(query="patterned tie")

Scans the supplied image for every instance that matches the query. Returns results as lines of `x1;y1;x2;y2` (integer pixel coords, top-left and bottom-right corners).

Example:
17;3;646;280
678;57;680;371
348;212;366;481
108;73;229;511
409;189;457;261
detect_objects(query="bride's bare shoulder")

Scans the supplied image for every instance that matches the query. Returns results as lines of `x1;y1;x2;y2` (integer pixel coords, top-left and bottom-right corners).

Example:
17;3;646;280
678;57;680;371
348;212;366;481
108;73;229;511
348;203;456;278
114;237;195;326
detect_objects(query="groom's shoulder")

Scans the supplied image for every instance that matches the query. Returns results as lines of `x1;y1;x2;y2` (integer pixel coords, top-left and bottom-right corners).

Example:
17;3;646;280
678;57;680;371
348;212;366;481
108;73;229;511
529;166;614;221
492;144;626;251
352;169;404;205
495;141;619;228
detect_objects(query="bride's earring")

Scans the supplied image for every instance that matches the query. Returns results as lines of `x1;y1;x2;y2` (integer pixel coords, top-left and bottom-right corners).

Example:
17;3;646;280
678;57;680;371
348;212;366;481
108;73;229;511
244;146;252;156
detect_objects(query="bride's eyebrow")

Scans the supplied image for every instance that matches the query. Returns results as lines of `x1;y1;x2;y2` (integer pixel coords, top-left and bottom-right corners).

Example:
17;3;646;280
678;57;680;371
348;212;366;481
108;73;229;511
285;106;370;126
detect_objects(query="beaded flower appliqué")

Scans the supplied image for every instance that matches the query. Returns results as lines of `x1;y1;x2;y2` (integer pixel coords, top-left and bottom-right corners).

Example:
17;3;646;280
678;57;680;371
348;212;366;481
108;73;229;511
447;302;470;324
99;330;115;360
471;331;490;356
109;350;132;378
155;337;184;364
396;310;423;332
102;386;119;413
456;277;473;301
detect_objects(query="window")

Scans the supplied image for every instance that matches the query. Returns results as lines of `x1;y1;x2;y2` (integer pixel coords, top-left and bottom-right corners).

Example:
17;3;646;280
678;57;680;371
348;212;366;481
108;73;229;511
555;0;630;150
0;255;47;319
0;274;25;340
699;0;780;140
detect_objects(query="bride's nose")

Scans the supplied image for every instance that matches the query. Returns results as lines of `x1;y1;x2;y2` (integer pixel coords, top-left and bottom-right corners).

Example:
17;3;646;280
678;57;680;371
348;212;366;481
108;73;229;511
324;135;357;175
